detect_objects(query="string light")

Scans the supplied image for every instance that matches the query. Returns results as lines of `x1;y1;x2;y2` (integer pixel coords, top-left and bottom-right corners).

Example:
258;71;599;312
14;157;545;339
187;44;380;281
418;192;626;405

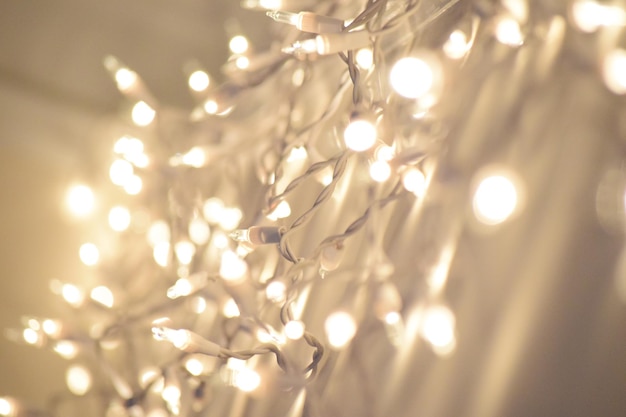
131;101;156;126
229;35;249;55
79;243;100;266
188;70;210;92
90;285;115;308
108;206;131;231
343;117;377;152
325;311;357;349
66;365;92;396
473;173;519;225
0;398;14;417
65;184;95;218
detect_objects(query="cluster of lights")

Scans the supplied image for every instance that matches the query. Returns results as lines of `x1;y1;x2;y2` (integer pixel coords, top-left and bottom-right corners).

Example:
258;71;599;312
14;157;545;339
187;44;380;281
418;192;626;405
9;0;626;415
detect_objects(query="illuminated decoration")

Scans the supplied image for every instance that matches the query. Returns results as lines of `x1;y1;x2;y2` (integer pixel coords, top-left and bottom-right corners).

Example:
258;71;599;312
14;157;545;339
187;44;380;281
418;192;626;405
7;0;626;416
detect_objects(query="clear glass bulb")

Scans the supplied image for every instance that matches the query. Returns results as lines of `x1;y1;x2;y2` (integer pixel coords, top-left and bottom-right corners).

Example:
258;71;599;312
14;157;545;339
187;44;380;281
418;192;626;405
66;365;92;396
325;311;357;348
65;184;95;218
343;118;377;152
473;174;518;225
108;206;131;232
79;243;100;266
188;70;210;92
390;57;435;99
131;101;156;126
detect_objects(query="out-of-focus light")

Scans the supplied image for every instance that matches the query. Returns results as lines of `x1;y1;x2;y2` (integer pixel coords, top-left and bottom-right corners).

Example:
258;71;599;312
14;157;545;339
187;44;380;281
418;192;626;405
402;167;426;195
189;217;211;245
54;340;78;359
571;0;626;33
355;48;374;70
203;198;225;224
266;200;291;221
148;220;170;247
344;118;377;152
219;207;243;231
473;174;519;225
109;159;134;186
265;281;286;303
235;56;250;69
325;311;357;349
287;146;308;162
90;286;114;308
495;16;524;46
181;147;206;168
22;328;39;345
108;206;131;232
115;68;137;91
66;365;92;396
285;320;305;340
79;243;100;266
188;70;210;92
220;251;248;282
161;385;181;406
375;145;394;162
385;311;401;325
131;101;156;126
190;296;207;314
123;175;143;195
229;35;250;54
233;368;260;392
27;319;40;331
390;57;435;99
444;30;470;59
369;160;391;182
603;49;626;95
175;240;196;265
42;319;60;336
203;99;219;115
66;185;95;218
0;397;15;417
62;284;84;307
153;242;171;267
185;357;204;376
212;230;229;249
139;367;162;390
420;305;456;355
222;298;240;318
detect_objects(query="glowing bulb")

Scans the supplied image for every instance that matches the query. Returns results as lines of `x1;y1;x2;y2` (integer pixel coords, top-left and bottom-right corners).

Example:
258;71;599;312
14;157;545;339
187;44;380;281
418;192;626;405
219;207;243;231
343;118;377;152
42;319;60;336
185;357;204;376
220;251;248;282
325;311;357;348
153;242;171;267
202;198;225;224
115;68;137;91
287;146;308;162
495;16;524;46
188;70;210;92
54;341;78;359
265;281;286;303
213;230;229;249
233;368;260;392
189;217;211;245
181;147;206;167
385;311;401;325
402;167;426;195
203;99;219;115
444;30;469;59
0;397;14;416
148;220;170;246
355;48;374;70
161;385;181;404
390;57;434;99
229;35;249;54
572;0;626;33
108;206;131;232
174;240;196;265
79;243;99;266
66;185;95;217
603;49;626;95
22;328;39;345
236;56;250;69
131;101;156;126
223;298;240;318
123;174;142;195
139;367;161;389
285;320;305;340
473;174;518;225
90;286;114;308
369;160;391;182
191;296;207;314
266;200;291;221
109;159;134;186
62;284;84;307
66;365;92;396
375;145;394;162
421;305;456;354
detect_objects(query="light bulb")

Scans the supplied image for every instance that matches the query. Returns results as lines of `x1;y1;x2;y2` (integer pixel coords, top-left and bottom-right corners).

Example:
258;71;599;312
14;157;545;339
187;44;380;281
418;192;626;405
235;56;250;69
123;174;142;195
22;328;39;345
444;30;470;59
189;217;211;245
402;167;426;195
219;207;243;230
229;35;249;54
285;320;305;340
174;240;196;265
54;340;78;359
188;70;210;92
66;365;92;396
114;68;137;91
343;118;377;152
421;305;456;355
153;242;171;267
190;296;207;314
355;48;374;70
0;397;14;417
62;283;84;307
495;16;524;46
108;206;131;232
571;0;626;33
287;146;308;162
79;243;100;266
233;368;261;392
473;174;519;225
369;160;391;182
131;101;156;126
184;357;204;376
90;286;114;308
66;185;95;218
266;200;291;220
109;159;134;186
390;56;435;99
325;311;357;348
42;319;60;336
222;298;241;318
181;146;207;167
265;281;286;303
603;49;626;95
220;251;248;282
147;220;171;247
203;198;225;224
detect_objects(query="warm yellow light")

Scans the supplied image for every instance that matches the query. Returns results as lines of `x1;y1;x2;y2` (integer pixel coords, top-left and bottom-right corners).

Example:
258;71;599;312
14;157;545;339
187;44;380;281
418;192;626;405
343;118;377;152
203;99;219;115
188;217;211;245
190;296;207;314
219;207;243;231
123;174;143;195
202;198;225;224
571;0;626;33
355;48;374;70
229;35;249;55
603;49;626;95
42;319;60;336
62;284;84;307
444;30;470;59
90;286;114;308
266;200;291;221
285;320;305;340
473;174;518;225
109;159;134;186
369;160;391;182
175;240;196;265
66;185;95;217
153;242;171;267
495;16;524;46
131;101;156;126
402;167;426;195
54;340;78;359
212;230;229;249
79;243;99;266
147;220;170;247
114;68;137;91
22;328;39;345
161;385;181;407
233;368;261;392
184;357;205;376
421;305;456;355
66;365;92;396
287;146;308;162
384;311;401;325
325;311;357;349
181;146;206;168
390;57;435;99
108;206;131;232
235;56;250;69
260;0;282;8
0;397;14;417
265;281;286;303
139;367;162;390
220;251;248;282
222;298;240;318
188;70;210;92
